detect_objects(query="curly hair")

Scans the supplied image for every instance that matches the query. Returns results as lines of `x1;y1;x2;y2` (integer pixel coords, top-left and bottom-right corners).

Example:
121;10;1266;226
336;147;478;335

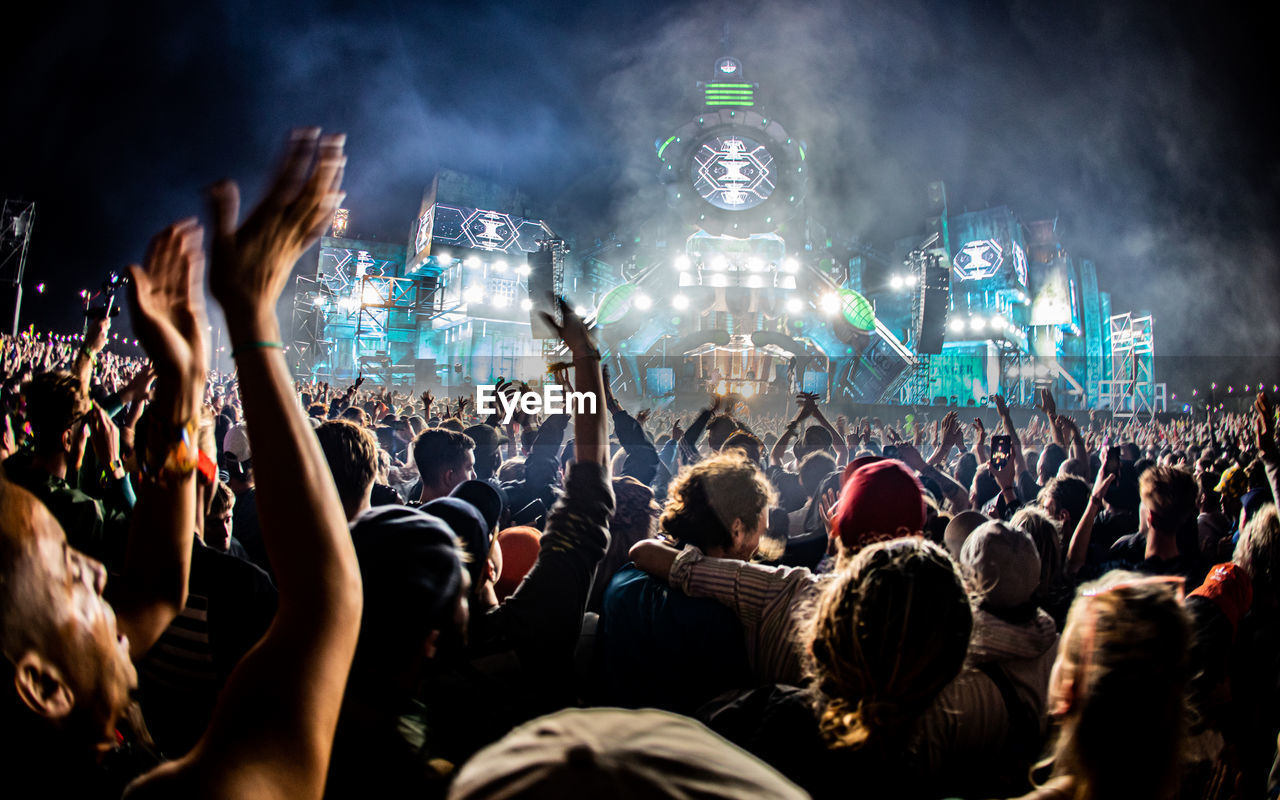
1039;573;1190;800
659;451;777;552
802;538;972;753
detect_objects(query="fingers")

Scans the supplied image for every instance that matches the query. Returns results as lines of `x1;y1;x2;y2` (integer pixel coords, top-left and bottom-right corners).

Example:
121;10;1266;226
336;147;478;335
264;128;322;211
207;180;241;239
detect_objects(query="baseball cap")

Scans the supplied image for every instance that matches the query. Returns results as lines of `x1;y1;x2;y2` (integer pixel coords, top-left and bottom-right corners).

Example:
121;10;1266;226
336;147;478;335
447;707;808;800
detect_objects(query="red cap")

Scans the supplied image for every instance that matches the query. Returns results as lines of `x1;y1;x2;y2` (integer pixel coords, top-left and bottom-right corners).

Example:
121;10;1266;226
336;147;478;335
834;459;926;552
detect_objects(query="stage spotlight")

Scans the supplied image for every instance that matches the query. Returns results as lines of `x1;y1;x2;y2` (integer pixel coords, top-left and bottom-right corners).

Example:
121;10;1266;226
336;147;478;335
672;294;690;310
465;256;481;269
778;275;797;290
520;298;533;310
747;275;764;288
969;318;986;331
463;285;484;304
634;293;653;310
949;318;965;333
890;275;904;290
515;264;531;277
679;272;693;286
675;254;691;271
785;297;803;313
711;255;728;271
575;305;590;317
782;257;799;273
493;260;508;273
710;273;728;287
904;275;918;288
819;293;840;314
493;295;510;308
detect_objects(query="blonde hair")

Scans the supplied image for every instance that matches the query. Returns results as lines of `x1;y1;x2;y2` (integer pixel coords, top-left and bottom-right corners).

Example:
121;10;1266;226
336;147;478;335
803;538;971;752
1040;573;1190;800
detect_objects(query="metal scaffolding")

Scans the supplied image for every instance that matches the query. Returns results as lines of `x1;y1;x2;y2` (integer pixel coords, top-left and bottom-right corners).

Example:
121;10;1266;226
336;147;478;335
1099;312;1165;419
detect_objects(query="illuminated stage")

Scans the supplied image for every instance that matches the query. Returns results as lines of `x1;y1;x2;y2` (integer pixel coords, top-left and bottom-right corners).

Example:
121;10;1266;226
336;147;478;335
289;56;1163;417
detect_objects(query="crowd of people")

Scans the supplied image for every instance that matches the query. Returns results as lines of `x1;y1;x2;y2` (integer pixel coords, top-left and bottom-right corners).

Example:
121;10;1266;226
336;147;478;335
2;129;1278;799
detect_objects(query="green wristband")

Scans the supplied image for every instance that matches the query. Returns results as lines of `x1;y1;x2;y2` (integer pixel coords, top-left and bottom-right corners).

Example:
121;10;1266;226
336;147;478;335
231;341;284;359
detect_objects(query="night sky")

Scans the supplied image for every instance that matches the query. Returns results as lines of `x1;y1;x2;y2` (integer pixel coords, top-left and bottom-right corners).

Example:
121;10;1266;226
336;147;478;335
2;0;1277;378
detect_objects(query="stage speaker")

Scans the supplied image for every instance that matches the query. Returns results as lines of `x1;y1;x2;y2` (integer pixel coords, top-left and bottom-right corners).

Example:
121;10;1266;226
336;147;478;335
926;180;948;215
526;241;565;339
913;252;951;355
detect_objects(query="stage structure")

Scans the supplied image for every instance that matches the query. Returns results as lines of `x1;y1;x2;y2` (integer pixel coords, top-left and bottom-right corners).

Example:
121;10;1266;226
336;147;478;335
1;199;35;336
584;56;917;406
1098;312;1166;419
288;55;1144;410
404;170;559;391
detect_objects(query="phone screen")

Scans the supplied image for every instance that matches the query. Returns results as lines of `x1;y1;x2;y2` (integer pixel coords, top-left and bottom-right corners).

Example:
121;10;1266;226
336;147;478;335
990;435;1012;470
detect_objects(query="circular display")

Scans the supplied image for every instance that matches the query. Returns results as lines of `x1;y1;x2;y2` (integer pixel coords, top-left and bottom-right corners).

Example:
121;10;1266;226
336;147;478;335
692;135;776;211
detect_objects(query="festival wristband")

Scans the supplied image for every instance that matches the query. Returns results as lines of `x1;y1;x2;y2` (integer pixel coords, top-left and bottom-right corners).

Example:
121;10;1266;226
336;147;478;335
231;341;284;358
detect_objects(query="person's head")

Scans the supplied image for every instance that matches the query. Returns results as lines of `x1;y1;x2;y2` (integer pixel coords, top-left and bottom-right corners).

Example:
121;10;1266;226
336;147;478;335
204;480;236;551
348;505;468;684
832;459;926;559
422;496;496;608
1196;471;1222;515
795;424;835;462
969;462;1001;510
659;451;776;560
1038;475;1091;535
798;451;837;498
412;428;476;502
943;510;989;561
0;479;136;759
222;422;254;489
315;420;378;521
960;520;1041;613
448;707;808;800
496;456;525;483
804;538;972;752
1058;457;1089;480
1043;573;1190;799
1038;444;1068;485
1011;506;1064;606
493;526;540;601
706;414;738;451
464;424;503;482
721;430;763;465
954;451;978;491
307;401;328;419
340;405;369;427
1234;503;1279;601
1139;465;1197;537
20;371;89;459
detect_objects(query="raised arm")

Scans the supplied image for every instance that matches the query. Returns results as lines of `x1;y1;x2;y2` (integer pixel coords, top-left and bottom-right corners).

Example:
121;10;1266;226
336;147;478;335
801;392;849;463
130;130;361;800
108;220;208;660
1066;457;1116;575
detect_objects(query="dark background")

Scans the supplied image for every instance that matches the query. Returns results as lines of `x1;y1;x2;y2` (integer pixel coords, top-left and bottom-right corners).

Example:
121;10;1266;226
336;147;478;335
1;0;1276;393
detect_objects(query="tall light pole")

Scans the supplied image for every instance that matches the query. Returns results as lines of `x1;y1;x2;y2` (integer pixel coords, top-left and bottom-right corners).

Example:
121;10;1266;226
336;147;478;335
1;200;36;336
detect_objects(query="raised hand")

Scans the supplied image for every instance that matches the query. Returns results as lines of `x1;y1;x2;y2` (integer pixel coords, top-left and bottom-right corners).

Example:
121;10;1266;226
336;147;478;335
636;408;652;426
1038;387;1057;418
710;393;724;414
421;390;434;413
672;418;684;441
87;403;122;475
538;294;598;359
127;219;209;420
818;488;839;539
208;128;346;332
1255;391;1278;460
0;414;15;462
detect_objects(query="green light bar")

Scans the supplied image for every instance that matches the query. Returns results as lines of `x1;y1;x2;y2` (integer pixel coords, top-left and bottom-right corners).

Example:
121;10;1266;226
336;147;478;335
657;135;677;160
705;101;755;107
705;88;754;94
706;83;754;88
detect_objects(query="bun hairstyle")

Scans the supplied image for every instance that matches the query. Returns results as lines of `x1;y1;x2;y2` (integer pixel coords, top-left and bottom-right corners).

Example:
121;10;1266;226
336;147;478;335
804;538;971;752
1043;573;1190;800
659;451;776;552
